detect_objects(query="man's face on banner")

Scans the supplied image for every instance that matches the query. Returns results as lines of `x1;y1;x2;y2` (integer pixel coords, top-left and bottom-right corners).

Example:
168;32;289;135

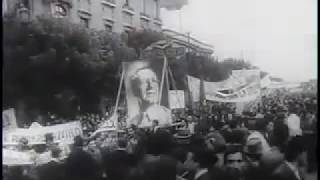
135;68;159;105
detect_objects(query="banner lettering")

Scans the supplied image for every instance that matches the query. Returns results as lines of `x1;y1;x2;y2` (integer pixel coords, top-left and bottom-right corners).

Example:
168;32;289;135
3;121;83;145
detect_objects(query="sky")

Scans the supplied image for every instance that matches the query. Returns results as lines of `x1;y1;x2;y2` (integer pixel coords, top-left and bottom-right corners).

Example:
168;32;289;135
161;0;317;82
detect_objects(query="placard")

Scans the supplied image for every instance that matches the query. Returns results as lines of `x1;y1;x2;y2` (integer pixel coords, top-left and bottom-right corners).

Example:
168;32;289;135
3;121;83;145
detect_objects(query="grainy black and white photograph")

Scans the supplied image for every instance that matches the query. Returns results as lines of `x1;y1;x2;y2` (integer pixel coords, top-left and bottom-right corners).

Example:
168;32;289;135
2;0;317;180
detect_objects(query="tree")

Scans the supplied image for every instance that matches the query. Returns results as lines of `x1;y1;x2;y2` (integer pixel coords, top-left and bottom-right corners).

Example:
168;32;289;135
127;29;165;58
3;15;136;122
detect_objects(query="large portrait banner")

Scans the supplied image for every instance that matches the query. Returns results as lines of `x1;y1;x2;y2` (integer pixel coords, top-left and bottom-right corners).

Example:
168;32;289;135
123;60;172;128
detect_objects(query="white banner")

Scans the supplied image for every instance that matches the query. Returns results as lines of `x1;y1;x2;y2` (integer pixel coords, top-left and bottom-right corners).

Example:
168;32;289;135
205;70;260;102
260;75;272;88
188;70;261;103
187;76;200;102
3;108;17;130
3;121;83;145
169;90;185;109
3;149;34;166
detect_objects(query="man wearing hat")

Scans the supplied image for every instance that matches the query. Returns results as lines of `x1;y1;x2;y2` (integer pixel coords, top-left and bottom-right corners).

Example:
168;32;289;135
246;118;271;154
244;138;263;168
242;138;265;180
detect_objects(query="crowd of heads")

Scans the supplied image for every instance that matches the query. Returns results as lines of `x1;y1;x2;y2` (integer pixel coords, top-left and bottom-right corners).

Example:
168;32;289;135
3;89;317;180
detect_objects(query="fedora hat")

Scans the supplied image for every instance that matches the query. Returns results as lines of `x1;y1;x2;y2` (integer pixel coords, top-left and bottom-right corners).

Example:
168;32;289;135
244;138;263;155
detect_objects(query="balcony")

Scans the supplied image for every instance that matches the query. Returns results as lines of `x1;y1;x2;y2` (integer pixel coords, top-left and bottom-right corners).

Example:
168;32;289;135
122;4;135;15
140;12;151;21
101;0;116;8
162;29;214;55
43;0;73;7
103;17;114;24
154;17;162;25
78;9;92;18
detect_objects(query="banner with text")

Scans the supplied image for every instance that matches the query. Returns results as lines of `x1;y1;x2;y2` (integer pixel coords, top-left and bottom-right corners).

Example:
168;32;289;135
3;121;83;145
188;70;261;103
205;70;260;102
169;90;185;109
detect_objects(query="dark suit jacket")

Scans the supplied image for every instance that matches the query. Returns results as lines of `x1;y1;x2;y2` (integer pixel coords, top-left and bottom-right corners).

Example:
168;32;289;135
271;162;301;180
37;160;65;180
103;150;133;180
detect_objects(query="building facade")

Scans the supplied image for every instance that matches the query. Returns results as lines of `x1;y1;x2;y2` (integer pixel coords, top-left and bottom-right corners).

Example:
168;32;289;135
4;0;163;33
162;29;214;57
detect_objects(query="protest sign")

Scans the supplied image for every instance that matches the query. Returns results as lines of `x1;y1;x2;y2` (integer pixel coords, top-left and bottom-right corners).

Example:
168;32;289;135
123;60;171;128
3;121;83;145
2;108;17;130
3;148;34;166
187;76;201;102
169;90;185;109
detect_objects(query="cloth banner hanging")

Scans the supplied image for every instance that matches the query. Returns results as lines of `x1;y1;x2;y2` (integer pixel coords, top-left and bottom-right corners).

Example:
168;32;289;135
188;70;261;103
3;121;83;145
187;76;201;102
169;90;185;109
2;108;18;130
205;70;260;102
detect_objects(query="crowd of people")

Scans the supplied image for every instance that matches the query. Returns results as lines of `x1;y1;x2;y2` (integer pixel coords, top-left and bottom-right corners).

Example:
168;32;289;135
3;90;317;180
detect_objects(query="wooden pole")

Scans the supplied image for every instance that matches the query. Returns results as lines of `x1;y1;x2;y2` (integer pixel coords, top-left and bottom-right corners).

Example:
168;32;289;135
159;54;167;105
113;68;125;130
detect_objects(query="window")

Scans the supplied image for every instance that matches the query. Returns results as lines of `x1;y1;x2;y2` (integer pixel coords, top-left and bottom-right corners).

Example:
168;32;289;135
141;19;149;29
146;0;153;17
122;12;133;25
105;24;113;32
124;0;129;7
79;0;91;11
102;5;114;19
80;17;89;28
154;23;161;30
52;3;68;18
155;0;160;19
142;0;146;13
3;0;7;14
